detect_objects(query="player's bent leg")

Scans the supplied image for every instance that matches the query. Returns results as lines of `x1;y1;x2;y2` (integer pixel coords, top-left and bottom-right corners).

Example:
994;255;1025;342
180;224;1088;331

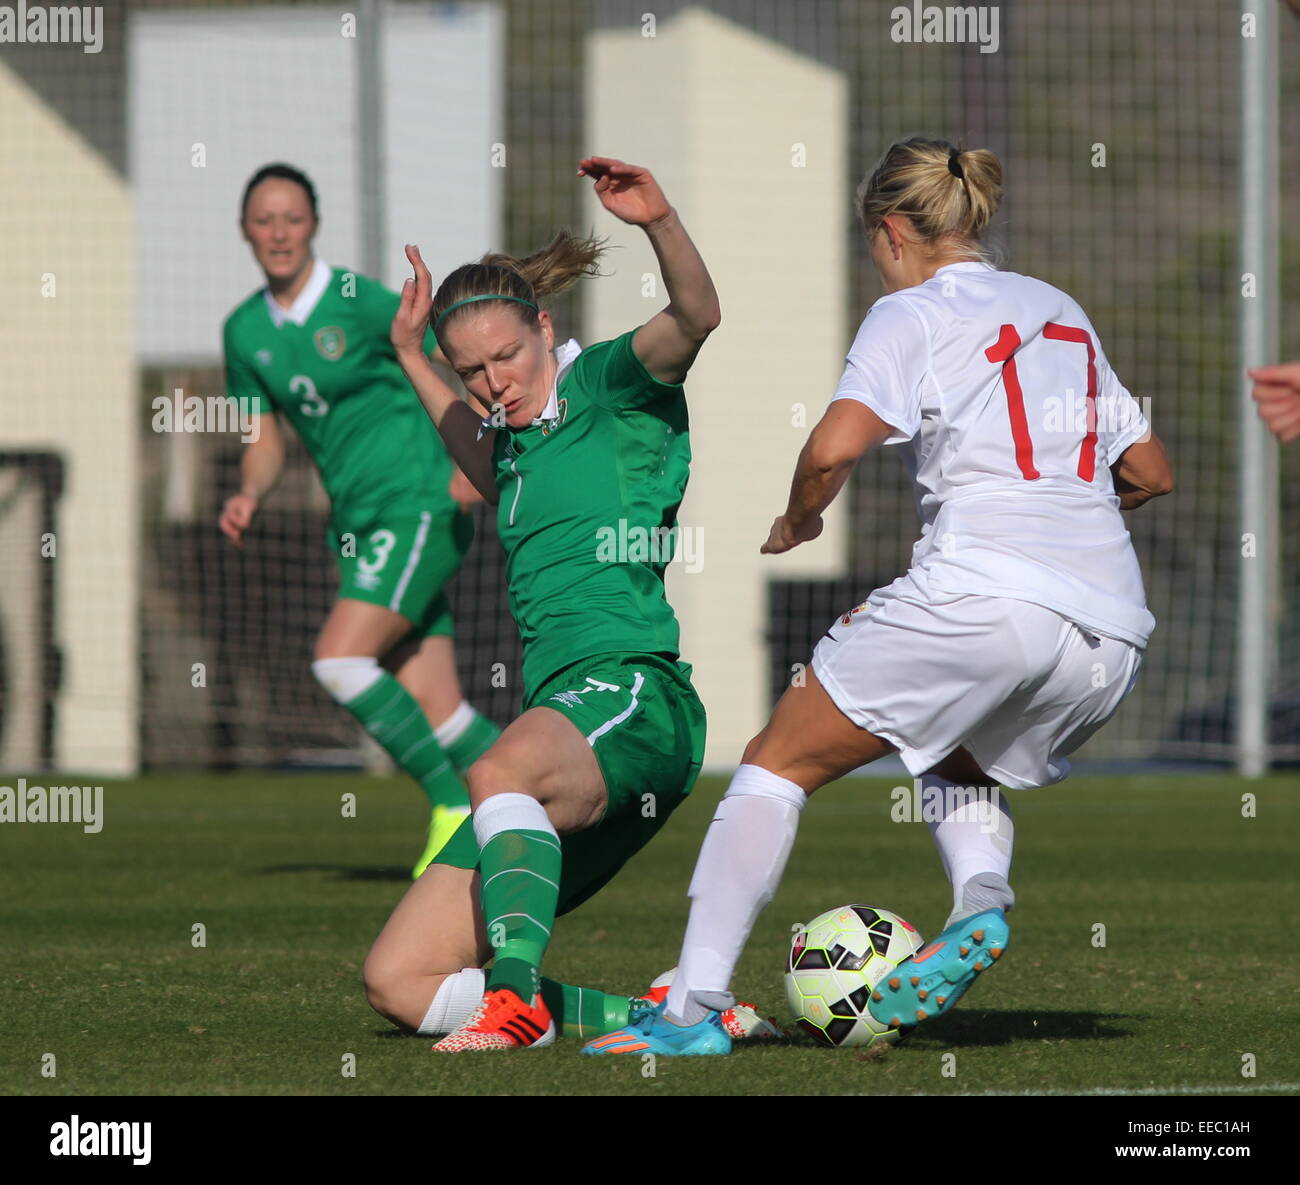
432;710;606;1052
384;635;503;877
375;506;497;781
363;862;492;1032
921;748;1016;928
313;599;471;874
465;706;607;831
383;633;465;734
873;615;1147;1035
742;668;899;790
315;597;413;662
850;748;1014;1032
364;858;680;1043
385;633;502;773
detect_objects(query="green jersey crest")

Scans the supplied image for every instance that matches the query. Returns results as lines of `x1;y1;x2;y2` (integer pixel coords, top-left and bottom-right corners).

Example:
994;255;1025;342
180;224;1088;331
313;326;347;360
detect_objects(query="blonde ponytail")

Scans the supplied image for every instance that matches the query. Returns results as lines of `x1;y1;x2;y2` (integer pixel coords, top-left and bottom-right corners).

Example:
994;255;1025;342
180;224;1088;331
431;230;608;336
856;137;1003;262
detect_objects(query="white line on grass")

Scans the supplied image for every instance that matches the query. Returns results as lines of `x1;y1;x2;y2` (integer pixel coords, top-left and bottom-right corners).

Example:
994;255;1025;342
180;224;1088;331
955;1084;1298;1096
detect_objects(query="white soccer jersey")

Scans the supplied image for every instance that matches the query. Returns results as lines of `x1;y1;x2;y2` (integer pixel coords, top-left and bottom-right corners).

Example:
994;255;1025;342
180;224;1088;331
833;261;1154;648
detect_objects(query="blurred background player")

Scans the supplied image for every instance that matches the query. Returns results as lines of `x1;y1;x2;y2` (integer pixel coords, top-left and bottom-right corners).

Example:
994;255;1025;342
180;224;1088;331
588;137;1173;1057
1249;360;1300;443
362;158;773;1052
219;163;500;878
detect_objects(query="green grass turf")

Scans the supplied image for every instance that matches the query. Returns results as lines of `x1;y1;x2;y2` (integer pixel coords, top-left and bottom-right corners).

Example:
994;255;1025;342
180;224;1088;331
2;771;1297;1096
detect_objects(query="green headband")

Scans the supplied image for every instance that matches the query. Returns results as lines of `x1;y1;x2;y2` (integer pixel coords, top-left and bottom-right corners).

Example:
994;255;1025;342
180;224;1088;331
433;294;538;334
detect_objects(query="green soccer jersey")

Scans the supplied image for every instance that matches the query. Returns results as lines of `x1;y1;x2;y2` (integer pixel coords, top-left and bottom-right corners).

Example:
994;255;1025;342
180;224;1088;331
223;259;454;533
493;331;692;701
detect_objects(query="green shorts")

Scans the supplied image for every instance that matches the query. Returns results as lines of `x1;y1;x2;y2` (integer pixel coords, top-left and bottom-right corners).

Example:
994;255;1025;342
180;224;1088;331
434;651;707;916
330;507;473;637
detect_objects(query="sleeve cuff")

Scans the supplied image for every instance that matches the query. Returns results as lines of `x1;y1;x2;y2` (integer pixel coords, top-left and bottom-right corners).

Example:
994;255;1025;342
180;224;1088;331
830;390;916;444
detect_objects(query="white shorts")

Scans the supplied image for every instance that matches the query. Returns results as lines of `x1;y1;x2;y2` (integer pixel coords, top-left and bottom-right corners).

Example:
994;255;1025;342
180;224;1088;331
810;571;1143;789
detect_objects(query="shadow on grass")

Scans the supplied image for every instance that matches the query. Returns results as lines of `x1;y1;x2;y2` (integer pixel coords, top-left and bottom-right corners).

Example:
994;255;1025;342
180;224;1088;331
898;1009;1136;1048
258;863;410;882
372;1010;1138;1052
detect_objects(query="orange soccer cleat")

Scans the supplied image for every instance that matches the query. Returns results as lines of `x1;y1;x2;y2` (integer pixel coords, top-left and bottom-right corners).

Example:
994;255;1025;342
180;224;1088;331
431;987;556;1053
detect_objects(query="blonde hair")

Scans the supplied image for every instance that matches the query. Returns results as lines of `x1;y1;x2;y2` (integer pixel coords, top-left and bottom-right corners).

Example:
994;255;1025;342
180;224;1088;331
431;230;607;336
856;137;1003;263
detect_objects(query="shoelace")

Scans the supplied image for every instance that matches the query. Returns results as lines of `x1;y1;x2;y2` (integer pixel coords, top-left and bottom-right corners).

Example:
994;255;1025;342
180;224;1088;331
626;999;665;1031
467;990;522;1031
626;999;650;1026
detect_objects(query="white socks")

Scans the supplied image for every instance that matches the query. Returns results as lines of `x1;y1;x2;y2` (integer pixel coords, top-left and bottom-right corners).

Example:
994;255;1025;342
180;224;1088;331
665;765;808;1026
920;773;1016;927
418;967;485;1035
311;656;383;704
433;700;476;747
472;791;556;848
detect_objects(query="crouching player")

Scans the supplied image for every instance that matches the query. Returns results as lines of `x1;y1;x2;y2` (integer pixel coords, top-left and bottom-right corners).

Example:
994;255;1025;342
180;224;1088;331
364;158;777;1050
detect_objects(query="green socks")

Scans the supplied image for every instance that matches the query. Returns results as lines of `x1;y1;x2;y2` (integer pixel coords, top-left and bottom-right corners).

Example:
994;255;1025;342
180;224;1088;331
312;661;503;813
477;795;564;1001
539;979;637;1038
436;702;501;774
342;671;468;810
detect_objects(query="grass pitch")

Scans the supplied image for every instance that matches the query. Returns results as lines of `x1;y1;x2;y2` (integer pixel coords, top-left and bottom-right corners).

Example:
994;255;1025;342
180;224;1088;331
3;771;1297;1096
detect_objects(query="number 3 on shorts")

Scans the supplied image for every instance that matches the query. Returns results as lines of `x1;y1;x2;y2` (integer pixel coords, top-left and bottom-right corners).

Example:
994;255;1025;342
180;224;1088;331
357;529;397;577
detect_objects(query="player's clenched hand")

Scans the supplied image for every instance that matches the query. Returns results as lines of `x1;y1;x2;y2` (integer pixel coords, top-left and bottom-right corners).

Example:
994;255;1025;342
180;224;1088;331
761;514;824;555
219;493;258;548
578;158;671;227
392;243;435;360
1249;360;1300;444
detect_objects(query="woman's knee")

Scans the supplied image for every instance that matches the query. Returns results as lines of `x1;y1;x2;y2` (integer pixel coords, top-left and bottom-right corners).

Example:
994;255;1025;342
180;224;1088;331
363;952;463;1030
740;727;769;766
465;745;528;806
362;946;408;1020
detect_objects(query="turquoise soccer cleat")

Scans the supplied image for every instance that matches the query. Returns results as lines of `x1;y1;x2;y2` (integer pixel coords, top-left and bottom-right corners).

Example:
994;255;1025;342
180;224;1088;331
581;1001;732;1057
867;907;1010;1030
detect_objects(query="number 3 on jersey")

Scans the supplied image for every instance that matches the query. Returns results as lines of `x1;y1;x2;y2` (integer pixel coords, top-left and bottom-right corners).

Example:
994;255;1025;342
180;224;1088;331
986;323;1098;482
290;374;329;417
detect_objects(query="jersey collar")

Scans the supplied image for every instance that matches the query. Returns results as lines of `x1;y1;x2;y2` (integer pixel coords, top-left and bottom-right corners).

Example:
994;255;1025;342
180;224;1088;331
530;339;582;424
264;257;331;327
479;339;581;437
934;261;995;277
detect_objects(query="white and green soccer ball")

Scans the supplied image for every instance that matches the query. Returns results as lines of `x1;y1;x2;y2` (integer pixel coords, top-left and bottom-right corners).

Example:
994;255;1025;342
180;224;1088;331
785;905;924;1047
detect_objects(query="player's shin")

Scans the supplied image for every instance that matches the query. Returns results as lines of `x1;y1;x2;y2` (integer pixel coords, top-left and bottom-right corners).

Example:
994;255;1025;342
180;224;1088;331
475;793;562;1002
538;978;644;1038
312;657;468;810
921;773;1016;927
434;700;502;775
665;764;807;1026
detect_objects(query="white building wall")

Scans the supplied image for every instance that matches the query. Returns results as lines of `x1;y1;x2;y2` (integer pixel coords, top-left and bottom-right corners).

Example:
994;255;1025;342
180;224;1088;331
585;6;849;766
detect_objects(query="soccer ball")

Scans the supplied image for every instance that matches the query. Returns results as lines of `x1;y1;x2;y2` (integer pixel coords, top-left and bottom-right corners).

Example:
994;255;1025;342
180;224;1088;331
785;905;924;1047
